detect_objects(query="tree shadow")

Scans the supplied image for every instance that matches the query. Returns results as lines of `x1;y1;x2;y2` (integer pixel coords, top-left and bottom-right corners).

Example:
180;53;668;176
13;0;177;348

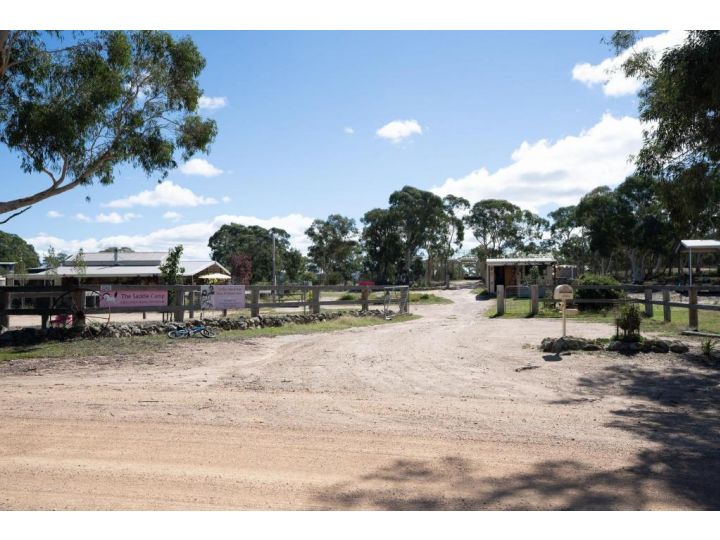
315;356;720;510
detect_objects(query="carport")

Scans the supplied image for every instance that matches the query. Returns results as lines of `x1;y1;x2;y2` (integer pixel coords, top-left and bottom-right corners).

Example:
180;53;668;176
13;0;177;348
679;239;720;286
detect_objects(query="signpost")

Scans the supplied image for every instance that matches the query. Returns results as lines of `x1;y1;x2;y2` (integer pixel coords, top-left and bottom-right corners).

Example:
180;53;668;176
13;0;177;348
200;285;246;310
553;284;574;337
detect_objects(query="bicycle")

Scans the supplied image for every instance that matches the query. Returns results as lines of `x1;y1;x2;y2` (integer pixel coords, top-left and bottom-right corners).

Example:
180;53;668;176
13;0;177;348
167;322;217;339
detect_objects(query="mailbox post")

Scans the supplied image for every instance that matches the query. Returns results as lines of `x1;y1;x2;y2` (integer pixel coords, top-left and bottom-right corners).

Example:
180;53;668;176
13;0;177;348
553;284;574;337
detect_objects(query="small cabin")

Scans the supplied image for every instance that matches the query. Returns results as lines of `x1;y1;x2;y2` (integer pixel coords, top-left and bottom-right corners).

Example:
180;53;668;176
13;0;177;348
486;257;556;296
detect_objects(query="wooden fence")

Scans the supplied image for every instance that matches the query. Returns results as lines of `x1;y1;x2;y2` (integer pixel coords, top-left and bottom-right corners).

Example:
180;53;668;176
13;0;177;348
495;283;720;330
0;284;410;329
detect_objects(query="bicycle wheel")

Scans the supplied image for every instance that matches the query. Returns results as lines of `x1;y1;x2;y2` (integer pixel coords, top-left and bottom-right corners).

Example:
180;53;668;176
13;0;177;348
51;288;111;329
167;329;185;338
200;328;216;338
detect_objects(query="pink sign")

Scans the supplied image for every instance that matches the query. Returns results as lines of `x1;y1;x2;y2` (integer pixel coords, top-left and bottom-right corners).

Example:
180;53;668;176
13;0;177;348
99;289;168;308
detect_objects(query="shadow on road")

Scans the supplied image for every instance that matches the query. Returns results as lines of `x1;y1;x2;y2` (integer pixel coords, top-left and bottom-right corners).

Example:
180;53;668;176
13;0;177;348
315;356;720;510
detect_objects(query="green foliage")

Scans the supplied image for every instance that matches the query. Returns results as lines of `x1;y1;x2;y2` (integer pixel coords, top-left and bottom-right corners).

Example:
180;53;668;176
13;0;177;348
700;338;717;358
0;230;40;268
43;246;68;274
388;186;446;284
305;214;359;284
464;199;549;260
0;31;217;219
574;273;624;311
527;265;540;285
72;248;87;280
208;224;290;284
615;304;642;339
361;207;405;284
159;245;185;285
283;249;305;283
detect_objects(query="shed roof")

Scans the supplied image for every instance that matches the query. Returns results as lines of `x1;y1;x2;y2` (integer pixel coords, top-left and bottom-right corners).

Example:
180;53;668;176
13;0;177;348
679;239;720;253
486;257;556;266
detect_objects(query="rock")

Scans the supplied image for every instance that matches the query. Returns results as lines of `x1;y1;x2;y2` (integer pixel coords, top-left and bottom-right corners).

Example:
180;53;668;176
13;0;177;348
582;343;602;351
646;339;670;353
670;341;689;354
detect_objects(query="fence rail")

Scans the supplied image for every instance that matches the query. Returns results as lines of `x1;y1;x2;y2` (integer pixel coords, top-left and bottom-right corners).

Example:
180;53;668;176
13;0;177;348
494;284;716;330
0;284;410;329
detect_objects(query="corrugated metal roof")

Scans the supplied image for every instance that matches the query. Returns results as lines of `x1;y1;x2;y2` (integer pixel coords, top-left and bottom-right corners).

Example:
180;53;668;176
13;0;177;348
30;260;229;278
62;251;167;266
486;257;556;266
680;239;720;251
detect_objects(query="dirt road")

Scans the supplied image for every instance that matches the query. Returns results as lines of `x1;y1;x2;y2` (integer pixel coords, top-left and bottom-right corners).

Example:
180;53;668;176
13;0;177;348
1;287;719;509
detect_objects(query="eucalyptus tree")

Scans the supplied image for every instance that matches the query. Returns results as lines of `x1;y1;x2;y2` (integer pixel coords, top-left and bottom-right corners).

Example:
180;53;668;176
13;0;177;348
305;214;359;284
0;31;217;222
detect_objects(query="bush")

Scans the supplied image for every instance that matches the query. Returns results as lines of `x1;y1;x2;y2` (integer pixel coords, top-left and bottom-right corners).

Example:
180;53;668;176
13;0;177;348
574;273;624;312
615;304;642;339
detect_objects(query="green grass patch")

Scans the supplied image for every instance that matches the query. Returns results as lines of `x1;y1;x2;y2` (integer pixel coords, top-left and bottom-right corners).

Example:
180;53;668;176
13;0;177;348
485;297;720;336
408;293;452;304
0;315;420;362
471;287;490;296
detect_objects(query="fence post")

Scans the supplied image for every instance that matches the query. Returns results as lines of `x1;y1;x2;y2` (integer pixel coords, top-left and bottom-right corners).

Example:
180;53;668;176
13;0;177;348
400;287;409;314
496;285;505;316
662;289;671;323
72;289;86;328
0;290;9;329
530;285;539;316
644;288;653;318
689;286;698;330
174;287;185;323
251;288;260;317
311;285;321;314
361;286;370;312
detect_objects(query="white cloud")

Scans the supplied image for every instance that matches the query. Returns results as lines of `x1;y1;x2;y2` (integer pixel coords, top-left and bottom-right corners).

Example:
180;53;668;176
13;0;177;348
104;181;218;208
572;31;687;97
162;211;182;221
74;213;92;222
27;213;315;261
376;119;423;143
198;96;227;110
95;212;141;224
221;196;231;203
46;210;63;218
179;158;223;177
343;127;355;134
431;113;644;215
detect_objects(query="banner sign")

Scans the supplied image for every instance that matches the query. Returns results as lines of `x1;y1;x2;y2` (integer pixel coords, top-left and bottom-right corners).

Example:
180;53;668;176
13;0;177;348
201;285;246;309
99;287;168;308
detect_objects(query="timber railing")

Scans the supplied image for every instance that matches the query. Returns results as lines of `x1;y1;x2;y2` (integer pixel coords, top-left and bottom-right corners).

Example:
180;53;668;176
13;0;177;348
494;283;720;330
0;284;410;329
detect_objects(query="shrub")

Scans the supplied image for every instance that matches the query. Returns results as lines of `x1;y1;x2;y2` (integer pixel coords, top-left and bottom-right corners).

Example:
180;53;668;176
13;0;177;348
615;304;642;339
338;293;356;301
701;338;717;358
574;273;624;311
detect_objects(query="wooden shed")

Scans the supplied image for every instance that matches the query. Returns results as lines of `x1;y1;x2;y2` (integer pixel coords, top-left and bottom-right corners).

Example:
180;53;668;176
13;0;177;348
486;257;556;295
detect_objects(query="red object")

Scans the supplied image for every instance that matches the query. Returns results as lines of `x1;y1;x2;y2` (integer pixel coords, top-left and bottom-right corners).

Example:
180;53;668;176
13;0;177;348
358;280;375;286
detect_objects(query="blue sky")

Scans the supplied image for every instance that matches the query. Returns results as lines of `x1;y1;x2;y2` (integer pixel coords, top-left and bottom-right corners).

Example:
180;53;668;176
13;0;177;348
1;30;681;259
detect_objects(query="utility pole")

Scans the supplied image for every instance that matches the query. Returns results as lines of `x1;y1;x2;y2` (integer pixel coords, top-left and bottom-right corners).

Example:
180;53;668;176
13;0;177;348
272;232;277;303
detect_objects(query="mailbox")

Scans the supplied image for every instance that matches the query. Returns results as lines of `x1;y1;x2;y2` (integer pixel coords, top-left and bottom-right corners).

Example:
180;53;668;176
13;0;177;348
553;284;573;301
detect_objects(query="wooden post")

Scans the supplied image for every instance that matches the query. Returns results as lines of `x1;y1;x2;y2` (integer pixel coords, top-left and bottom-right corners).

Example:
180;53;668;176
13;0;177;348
399;287;409;314
251;288;260;317
662;289;671;323
689;286;698;330
174;287;185;323
361;286;370;311
72;289;86;328
0;290;9;329
311;285;321;314
530;285;539;316
188;291;194;319
644;288;653;318
496;285;505;316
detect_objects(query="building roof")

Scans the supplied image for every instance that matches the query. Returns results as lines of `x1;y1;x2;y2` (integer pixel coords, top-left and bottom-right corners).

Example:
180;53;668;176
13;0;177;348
486;257;556;266
679;239;720;252
63;251;167;266
27;260;229;279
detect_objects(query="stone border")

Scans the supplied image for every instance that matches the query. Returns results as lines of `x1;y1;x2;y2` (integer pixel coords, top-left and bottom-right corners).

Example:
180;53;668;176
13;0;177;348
541;336;689;354
0;310;397;347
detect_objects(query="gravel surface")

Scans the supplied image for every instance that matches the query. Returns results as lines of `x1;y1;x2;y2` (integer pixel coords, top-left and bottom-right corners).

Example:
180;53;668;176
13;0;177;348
1;287;719;510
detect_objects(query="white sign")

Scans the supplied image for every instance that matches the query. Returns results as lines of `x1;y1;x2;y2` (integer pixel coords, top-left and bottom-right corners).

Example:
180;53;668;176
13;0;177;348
200;285;246;309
